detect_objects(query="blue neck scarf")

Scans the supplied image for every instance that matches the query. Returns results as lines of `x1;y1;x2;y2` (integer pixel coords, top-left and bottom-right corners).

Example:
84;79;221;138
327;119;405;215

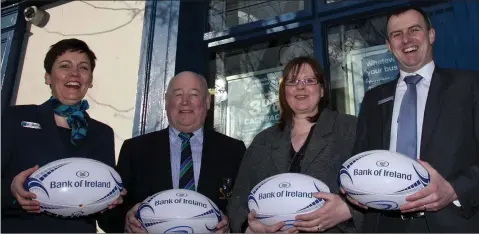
49;96;89;145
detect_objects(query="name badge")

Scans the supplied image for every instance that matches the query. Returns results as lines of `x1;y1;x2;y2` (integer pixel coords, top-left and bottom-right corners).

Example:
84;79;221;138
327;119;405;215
378;96;394;105
21;121;42;129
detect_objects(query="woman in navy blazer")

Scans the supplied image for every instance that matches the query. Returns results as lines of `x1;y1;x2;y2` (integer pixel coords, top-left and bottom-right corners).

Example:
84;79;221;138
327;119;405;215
1;39;124;233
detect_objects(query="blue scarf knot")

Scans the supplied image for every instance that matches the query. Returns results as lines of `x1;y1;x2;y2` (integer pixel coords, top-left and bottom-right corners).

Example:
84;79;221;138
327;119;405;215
49;96;89;145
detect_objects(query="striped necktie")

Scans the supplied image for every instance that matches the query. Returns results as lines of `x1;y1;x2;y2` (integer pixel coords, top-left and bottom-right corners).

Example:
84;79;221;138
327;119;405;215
178;132;195;190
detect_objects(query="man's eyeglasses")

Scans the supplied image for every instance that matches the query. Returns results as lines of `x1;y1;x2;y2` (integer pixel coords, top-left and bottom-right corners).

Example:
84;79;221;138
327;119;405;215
284;78;319;86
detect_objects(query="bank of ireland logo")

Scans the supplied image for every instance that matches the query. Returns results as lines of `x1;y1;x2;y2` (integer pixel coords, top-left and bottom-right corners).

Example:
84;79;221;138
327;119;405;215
76;170;89;178
278;182;291;189
376;160;389;167
176;192;188;198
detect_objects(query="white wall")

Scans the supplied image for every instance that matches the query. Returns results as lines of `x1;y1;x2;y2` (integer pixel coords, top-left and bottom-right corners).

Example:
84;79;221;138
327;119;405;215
14;1;146;163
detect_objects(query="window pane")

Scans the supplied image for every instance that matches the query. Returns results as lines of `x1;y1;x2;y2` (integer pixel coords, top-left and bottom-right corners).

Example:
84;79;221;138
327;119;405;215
211;32;313;145
327;15;398;116
208;0;304;31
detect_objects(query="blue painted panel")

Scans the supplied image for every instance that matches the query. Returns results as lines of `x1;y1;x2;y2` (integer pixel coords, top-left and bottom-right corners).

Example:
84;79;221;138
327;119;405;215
132;0;181;136
427;4;456;69
448;0;478;70
316;0;434;24
424;1;478;71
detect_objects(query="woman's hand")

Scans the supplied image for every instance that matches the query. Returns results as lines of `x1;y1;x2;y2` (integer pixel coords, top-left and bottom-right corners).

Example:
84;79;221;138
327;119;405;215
125;203;146;233
10;165;41;213
247;210;298;233
340;187;368;210
294;192;352;232
102;188;127;213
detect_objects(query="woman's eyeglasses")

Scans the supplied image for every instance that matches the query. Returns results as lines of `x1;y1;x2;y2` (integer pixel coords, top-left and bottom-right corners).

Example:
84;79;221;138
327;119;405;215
284;78;319;86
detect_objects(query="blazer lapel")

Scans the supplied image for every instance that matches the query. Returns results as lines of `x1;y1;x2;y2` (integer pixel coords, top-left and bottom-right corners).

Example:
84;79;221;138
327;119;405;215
270;126;293;172
149;128;173;192
301;109;335;173
73;112;94;158
420;68;450;160
380;79;397;149
38;101;67;160
198;130;215;192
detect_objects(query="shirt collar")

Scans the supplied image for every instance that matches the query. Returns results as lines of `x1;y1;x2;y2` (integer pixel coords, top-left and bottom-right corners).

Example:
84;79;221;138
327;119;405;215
398;60;435;87
169;126;204;145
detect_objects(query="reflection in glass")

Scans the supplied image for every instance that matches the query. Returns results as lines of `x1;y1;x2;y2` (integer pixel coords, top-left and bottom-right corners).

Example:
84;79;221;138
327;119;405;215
326;0;343;3
208;0;304;31
327;15;398;116
210;33;313;145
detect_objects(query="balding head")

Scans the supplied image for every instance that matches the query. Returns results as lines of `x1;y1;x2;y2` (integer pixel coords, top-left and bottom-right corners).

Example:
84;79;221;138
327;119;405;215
166;71;208;97
165;71;211;133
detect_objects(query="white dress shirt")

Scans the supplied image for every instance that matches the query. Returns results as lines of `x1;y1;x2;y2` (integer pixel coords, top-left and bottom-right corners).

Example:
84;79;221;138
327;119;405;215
169;127;203;190
389;61;435;157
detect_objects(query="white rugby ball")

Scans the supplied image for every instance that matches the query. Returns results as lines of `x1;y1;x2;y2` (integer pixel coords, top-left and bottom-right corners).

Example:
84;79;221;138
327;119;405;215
339;150;430;210
24;157;122;217
248;173;330;230
136;189;221;233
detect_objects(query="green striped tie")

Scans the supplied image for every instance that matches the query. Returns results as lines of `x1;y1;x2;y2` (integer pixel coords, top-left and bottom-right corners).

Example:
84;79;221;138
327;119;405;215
178;132;195;190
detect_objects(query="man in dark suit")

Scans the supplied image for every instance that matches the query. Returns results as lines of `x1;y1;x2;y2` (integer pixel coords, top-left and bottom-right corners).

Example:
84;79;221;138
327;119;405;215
350;6;479;233
101;71;246;233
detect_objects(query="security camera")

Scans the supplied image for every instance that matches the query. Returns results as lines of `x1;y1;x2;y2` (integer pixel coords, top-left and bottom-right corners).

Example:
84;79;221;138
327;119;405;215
24;6;49;27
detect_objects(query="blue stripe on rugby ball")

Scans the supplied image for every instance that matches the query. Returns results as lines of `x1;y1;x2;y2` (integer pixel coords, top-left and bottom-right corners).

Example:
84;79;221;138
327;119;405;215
296;182;324;213
25;177;49;198
136;202;155;229
248;176;276;209
165;226;194;233
365;200;399;210
413;163;430;186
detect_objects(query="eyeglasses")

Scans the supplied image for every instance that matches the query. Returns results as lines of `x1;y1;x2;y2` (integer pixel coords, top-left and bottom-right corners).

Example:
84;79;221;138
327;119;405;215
284;78;319;86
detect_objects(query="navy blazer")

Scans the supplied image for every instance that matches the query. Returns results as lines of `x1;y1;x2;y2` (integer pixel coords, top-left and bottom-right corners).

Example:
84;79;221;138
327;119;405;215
1;100;115;233
353;68;479;232
100;127;246;233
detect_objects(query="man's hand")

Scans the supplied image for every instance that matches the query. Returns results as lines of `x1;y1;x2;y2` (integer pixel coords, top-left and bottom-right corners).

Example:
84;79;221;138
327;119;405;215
125;203;146;233
10;165;40;213
215;211;229;233
400;160;457;213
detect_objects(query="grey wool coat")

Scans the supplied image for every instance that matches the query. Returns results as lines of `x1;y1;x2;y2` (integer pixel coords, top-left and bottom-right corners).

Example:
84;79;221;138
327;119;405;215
227;108;363;233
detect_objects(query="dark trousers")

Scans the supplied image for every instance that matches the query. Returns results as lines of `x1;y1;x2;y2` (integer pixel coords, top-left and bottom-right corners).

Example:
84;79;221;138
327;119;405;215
363;210;430;233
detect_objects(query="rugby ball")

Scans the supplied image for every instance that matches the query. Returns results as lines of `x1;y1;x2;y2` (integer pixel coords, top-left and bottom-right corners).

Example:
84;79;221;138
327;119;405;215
24;157;122;218
136;189;221;233
339;150;430;210
248;173;330;230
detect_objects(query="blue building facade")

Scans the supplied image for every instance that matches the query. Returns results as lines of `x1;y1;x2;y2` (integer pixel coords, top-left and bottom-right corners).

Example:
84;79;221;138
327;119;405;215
2;0;478;142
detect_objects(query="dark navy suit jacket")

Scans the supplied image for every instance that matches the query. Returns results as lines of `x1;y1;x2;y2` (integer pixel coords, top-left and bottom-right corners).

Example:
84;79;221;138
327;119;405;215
1;100;115;233
100;127;246;233
353;68;479;232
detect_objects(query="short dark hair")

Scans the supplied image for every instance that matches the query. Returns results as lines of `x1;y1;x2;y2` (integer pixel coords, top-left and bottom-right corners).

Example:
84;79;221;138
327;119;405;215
44;38;97;74
386;6;432;39
277;56;329;130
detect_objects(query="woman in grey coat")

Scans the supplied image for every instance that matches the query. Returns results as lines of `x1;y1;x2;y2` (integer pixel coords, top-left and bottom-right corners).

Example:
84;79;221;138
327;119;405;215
227;56;362;233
